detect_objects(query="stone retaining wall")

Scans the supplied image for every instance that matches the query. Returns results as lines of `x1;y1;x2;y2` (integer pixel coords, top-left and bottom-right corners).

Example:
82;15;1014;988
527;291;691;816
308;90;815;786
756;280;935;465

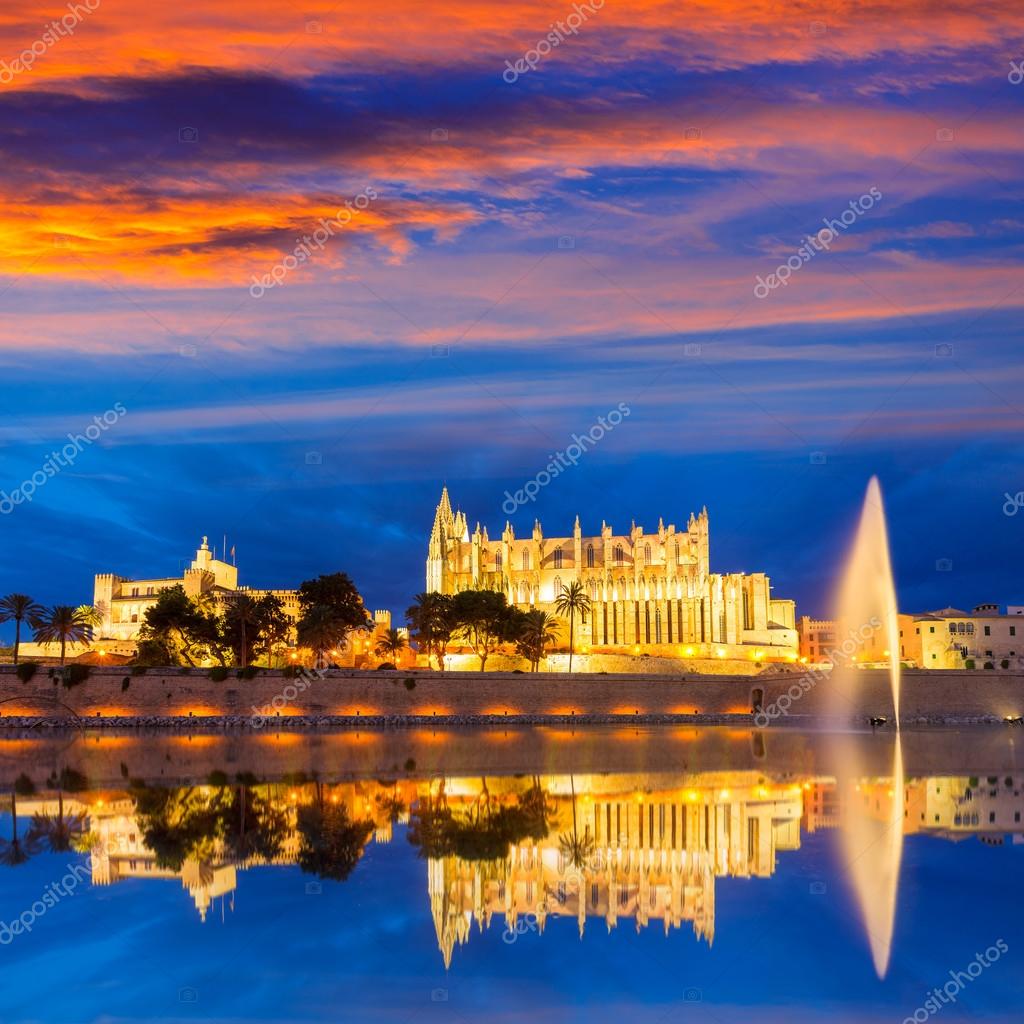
2;665;1022;723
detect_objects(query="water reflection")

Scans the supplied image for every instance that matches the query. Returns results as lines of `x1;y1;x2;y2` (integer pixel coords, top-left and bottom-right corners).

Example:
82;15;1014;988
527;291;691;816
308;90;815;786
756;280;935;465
5;766;1022;968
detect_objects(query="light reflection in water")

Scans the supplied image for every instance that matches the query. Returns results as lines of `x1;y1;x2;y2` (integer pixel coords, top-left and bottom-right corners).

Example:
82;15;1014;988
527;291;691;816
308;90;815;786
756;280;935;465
4;765;1020;969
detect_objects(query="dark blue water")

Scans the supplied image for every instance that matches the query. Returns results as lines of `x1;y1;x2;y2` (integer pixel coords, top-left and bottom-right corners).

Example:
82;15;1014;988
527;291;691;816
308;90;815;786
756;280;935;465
0;733;1020;1023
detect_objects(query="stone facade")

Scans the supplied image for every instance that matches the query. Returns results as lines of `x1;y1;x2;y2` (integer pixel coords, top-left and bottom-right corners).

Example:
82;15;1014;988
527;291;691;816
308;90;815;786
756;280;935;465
899;605;1024;669
92;536;303;643
426;487;797;660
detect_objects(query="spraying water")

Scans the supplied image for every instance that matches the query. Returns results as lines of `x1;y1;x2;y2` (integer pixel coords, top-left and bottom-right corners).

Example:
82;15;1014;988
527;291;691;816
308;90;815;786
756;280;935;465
829;476;904;978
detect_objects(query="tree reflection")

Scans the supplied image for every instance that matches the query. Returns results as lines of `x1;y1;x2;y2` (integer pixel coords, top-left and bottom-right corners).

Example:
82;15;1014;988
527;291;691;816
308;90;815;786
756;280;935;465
408;777;551;863
296;782;374;881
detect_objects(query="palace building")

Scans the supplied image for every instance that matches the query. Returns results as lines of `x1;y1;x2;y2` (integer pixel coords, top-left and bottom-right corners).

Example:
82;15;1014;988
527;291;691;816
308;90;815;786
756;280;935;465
426;487;798;660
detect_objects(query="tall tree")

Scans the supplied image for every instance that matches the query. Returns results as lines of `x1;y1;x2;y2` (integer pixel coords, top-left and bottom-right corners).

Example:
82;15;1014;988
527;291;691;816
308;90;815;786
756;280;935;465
297;605;350;668
451;589;519;671
221;594;289;668
297;574;370;667
554;581;592;674
405;592;457;669
33;606;91;665
515;609;561;672
0;594;44;666
137;585;224;667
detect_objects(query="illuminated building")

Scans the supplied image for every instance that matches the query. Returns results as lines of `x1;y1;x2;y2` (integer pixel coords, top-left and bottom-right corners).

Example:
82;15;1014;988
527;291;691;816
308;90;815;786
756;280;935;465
427;488;798;660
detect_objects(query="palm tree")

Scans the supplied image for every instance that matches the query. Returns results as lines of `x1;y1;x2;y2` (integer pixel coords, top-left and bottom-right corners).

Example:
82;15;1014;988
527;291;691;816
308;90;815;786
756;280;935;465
223;594;260;668
0;594;44;666
516;610;560;671
0;793;43;867
554;581;592;674
74;605;102;638
296;605;349;669
27;789;86;853
374;628;408;662
33;606;91;665
558;774;595;872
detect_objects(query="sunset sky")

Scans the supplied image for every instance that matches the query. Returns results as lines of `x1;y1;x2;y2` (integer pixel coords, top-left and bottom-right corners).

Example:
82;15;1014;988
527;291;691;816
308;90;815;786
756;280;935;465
1;0;1023;618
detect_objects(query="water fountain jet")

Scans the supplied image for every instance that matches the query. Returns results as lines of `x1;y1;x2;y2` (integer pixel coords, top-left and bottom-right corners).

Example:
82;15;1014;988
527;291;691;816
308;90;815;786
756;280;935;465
828;476;904;979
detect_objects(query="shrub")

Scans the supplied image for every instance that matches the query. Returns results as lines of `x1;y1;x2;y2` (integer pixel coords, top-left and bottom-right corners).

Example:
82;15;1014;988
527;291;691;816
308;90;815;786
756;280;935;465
283;664;301;678
57;664;90;689
53;767;89;792
1001;659;1010;669
965;659;975;670
236;666;258;680
13;773;35;796
121;677;130;692
984;661;994;670
207;770;229;786
209;666;229;682
512;669;524;674
403;677;416;691
377;662;396;671
131;665;147;676
404;757;416;772
15;663;37;683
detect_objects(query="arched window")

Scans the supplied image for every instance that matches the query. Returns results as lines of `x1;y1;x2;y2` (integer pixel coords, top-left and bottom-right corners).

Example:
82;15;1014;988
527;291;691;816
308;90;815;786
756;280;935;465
522;550;530;571
553;576;562;600
614;544;624;566
644;543;652;566
675;542;681;562
518;581;528;604
495;551;502;571
586;543;595;568
553;549;563;569
655;607;662;643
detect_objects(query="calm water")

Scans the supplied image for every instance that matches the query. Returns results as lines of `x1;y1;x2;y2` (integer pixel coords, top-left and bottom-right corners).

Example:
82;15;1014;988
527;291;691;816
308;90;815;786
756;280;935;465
0;726;1021;1023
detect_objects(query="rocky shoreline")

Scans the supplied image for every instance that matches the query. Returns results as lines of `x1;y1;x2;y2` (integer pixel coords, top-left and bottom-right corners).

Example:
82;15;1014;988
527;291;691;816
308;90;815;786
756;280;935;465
0;711;1011;733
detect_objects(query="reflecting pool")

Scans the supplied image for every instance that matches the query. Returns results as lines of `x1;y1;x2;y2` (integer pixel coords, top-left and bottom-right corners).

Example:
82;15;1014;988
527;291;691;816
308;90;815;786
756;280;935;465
0;726;1021;1022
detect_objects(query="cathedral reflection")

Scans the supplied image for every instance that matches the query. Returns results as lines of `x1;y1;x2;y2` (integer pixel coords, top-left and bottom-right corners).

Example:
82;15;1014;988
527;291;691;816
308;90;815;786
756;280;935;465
4;770;1022;964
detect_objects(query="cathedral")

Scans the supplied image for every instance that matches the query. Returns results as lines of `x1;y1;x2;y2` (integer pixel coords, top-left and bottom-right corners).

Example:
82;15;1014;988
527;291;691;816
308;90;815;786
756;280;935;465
426;487;798;660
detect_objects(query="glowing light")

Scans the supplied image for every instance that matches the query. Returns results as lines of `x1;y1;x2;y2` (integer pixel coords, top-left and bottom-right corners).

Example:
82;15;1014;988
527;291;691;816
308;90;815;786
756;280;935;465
718;789;730;800
716;648;726;658
686;790;699;802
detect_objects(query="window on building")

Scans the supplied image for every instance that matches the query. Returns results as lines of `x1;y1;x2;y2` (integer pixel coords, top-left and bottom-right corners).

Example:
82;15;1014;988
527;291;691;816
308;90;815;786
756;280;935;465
929;626;935;633
1011;626;1017;636
522;550;529;571
586;543;595;568
985;625;991;636
644;543;651;566
553;576;562;599
495;551;502;571
553;549;563;569
614;544;623;565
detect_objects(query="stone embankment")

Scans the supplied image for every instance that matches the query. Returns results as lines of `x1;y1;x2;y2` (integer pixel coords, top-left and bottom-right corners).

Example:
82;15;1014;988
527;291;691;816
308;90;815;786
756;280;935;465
1;665;1021;729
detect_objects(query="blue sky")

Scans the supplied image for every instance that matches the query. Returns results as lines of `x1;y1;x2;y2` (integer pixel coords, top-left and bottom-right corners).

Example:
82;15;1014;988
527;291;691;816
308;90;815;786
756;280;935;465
1;0;1023;629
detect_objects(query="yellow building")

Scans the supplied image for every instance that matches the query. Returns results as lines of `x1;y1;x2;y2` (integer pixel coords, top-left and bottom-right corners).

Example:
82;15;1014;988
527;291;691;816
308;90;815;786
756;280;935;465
426;488;797;661
93;536;302;643
898;606;1024;669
